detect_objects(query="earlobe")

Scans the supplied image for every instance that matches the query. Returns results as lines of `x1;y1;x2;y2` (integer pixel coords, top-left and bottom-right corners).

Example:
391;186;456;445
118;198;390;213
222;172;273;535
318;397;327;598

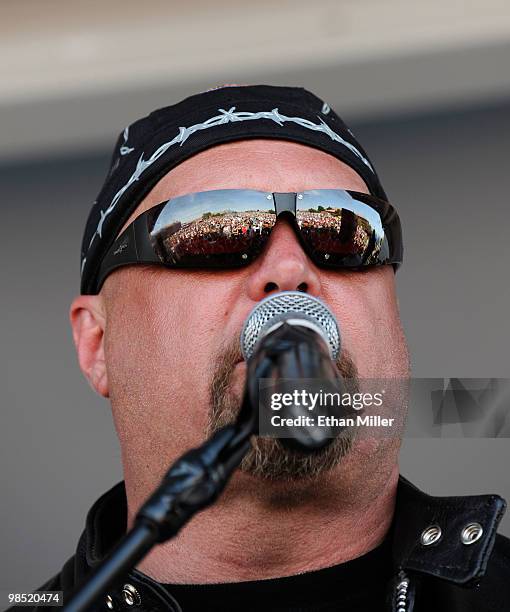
69;295;109;398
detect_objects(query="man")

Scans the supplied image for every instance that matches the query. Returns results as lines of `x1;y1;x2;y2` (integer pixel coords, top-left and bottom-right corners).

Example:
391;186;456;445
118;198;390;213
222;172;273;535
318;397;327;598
28;86;510;610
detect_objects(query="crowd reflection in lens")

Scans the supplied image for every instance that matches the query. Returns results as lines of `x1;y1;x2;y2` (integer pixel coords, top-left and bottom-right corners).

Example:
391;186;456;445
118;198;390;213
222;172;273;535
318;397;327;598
297;207;384;263
153;210;276;263
151;206;385;265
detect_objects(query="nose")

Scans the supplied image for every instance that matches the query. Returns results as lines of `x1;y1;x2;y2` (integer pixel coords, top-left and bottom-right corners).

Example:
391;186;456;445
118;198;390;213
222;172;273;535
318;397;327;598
245;216;322;301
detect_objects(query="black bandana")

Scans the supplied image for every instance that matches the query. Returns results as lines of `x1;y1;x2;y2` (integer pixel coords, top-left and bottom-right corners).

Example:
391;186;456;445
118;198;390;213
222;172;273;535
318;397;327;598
80;84;388;294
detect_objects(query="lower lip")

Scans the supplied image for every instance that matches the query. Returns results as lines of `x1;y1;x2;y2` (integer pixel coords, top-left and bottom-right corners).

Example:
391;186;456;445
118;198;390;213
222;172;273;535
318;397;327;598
230;362;247;394
233;361;246;379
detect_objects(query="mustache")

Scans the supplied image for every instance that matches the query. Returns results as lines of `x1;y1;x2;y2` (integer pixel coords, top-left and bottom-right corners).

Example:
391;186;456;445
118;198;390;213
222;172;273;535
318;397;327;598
212;331;359;390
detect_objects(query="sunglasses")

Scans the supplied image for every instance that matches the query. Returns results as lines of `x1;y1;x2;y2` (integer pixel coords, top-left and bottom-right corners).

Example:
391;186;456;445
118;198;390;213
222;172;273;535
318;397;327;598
95;188;403;292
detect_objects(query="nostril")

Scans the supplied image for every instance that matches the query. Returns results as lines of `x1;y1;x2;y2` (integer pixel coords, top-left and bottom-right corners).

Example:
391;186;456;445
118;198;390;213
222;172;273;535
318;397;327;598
297;282;308;293
264;282;278;293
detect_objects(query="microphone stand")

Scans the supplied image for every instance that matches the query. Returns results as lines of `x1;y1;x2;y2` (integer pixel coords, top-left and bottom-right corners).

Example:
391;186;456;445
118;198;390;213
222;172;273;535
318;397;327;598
64;393;255;612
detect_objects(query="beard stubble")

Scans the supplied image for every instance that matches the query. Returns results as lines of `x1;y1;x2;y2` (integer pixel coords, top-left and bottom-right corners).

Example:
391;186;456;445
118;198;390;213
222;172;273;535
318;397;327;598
207;336;360;481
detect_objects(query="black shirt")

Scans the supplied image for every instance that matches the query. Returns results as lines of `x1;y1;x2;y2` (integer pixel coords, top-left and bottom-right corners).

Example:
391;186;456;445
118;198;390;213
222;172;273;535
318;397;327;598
13;477;508;612
162;534;392;612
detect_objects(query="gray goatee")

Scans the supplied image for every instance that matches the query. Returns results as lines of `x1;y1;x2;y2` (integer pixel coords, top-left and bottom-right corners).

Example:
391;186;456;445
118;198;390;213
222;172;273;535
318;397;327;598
207;337;359;481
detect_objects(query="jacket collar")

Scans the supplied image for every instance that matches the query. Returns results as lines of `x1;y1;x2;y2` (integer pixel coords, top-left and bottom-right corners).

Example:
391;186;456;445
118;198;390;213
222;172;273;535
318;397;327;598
80;475;506;609
392;475;506;585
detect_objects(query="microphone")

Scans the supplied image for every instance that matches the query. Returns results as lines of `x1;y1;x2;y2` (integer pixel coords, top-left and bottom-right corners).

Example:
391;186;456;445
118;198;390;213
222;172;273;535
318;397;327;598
240;291;347;453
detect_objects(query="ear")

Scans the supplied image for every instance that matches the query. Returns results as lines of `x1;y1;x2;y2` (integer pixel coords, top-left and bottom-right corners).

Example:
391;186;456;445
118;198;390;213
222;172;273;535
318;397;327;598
70;295;109;398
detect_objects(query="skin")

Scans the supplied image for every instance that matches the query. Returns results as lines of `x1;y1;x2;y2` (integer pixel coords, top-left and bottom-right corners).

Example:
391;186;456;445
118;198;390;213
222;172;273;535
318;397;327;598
70;139;410;583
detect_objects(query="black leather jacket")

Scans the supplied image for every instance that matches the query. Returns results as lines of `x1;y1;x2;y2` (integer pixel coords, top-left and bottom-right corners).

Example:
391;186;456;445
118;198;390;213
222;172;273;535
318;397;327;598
25;476;510;611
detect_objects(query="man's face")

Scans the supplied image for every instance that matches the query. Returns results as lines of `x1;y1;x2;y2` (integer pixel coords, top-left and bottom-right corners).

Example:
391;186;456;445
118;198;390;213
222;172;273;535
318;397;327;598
99;140;409;492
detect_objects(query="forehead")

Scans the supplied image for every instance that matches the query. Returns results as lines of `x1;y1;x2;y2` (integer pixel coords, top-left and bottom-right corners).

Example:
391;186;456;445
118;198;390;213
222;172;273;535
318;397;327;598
121;139;369;231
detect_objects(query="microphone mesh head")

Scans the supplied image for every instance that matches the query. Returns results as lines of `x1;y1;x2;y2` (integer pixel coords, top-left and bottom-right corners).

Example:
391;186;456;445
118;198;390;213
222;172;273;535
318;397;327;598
241;291;340;361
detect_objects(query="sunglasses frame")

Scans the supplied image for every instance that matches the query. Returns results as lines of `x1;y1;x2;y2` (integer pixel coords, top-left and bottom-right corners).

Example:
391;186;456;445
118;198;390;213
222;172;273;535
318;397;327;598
94;188;402;293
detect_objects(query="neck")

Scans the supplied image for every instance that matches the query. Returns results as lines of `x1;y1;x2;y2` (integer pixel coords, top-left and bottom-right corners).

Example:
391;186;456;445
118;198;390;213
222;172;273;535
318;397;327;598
126;458;399;584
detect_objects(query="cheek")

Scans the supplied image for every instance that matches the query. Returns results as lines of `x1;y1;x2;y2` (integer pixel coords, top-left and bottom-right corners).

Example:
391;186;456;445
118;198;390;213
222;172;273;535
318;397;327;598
107;270;224;363
103;270;231;435
322;268;408;378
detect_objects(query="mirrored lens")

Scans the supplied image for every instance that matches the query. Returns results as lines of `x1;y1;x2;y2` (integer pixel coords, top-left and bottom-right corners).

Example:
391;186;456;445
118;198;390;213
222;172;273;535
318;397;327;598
148;190;276;266
296;190;390;266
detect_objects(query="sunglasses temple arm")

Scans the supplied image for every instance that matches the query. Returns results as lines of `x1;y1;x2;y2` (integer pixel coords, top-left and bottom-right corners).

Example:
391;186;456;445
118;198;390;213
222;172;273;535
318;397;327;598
94;217;159;292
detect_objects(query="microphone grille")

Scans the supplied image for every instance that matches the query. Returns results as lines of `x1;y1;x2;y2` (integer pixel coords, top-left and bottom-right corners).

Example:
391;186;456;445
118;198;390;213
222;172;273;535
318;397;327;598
241;291;340;361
